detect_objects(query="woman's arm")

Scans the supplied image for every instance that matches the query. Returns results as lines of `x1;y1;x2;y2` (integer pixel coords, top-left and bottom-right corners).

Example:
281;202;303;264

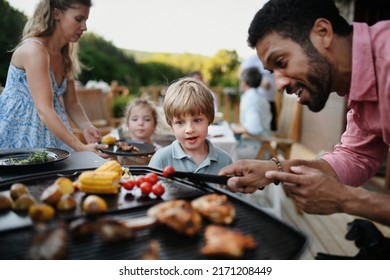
62;79;102;143
14;42;95;152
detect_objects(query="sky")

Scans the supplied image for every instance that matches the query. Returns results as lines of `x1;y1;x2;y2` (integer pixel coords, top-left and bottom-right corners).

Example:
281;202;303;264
7;0;268;60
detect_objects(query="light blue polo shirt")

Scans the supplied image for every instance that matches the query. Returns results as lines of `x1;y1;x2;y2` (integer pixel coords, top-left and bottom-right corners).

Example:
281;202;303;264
148;139;232;174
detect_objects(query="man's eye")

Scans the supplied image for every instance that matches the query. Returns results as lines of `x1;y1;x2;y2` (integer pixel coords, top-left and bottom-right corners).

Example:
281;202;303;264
276;58;286;68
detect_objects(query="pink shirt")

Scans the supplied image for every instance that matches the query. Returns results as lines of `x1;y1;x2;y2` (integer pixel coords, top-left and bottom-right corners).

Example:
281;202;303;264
321;21;390;187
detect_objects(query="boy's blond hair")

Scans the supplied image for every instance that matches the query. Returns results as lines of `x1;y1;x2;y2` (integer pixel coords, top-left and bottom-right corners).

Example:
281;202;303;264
163;78;215;126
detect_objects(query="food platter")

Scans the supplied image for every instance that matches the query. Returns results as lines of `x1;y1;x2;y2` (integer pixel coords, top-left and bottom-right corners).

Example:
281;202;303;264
0;148;70;169
98;139;156;157
0;166;308;260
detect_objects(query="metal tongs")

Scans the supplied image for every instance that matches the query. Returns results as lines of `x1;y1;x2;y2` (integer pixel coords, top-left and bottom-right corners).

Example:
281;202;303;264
167;171;230;185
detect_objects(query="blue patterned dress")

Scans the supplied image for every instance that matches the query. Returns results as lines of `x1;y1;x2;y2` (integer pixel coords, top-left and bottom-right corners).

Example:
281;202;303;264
0;52;73;152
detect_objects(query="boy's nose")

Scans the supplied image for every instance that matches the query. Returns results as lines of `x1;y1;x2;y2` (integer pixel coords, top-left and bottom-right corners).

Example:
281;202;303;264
185;123;194;133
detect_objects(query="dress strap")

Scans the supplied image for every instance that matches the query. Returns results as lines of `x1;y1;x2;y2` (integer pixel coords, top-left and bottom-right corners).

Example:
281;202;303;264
17;38;47;52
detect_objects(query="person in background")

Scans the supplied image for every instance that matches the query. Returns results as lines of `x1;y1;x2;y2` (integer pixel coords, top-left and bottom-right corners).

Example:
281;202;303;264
149;77;232;173
0;0;106;155
232;67;272;159
239;54;277;131
219;0;390;226
117;98;161;165
188;70;219;113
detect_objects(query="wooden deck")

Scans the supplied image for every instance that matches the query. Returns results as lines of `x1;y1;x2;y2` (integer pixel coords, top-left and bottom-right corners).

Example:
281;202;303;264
245;143;390;260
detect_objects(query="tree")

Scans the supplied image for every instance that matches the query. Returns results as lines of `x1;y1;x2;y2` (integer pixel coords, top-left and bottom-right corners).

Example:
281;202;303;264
0;0;27;85
78;33;140;90
206;49;240;87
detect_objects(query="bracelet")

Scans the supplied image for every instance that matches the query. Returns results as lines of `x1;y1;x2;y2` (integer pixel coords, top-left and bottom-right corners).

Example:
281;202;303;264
270;157;283;185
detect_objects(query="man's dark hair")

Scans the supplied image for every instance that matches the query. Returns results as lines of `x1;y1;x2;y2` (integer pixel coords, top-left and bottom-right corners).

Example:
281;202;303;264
240;67;262;88
248;0;352;48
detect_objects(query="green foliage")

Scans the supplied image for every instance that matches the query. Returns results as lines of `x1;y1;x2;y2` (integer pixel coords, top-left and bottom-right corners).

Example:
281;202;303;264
2;1;241;91
137;61;184;86
0;0;27;85
110;95;132;118
146;52;209;76
78;33;140;90
206;49;240;87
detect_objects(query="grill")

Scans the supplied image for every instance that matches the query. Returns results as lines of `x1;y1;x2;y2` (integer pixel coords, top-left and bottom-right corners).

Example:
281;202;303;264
0;166;307;260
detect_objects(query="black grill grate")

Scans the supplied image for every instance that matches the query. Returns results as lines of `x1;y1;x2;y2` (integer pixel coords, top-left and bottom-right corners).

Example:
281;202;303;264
0;167;307;259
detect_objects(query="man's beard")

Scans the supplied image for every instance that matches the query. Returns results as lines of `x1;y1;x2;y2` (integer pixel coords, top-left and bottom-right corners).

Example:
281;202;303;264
301;44;333;112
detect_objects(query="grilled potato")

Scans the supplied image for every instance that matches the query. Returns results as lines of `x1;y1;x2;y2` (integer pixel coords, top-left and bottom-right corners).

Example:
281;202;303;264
10;183;29;200
101;135;116;145
0;194;13;212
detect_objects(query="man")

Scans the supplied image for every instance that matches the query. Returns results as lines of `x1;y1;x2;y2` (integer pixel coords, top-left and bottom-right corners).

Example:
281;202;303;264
232;67;272;159
219;0;390;226
239;54;277;131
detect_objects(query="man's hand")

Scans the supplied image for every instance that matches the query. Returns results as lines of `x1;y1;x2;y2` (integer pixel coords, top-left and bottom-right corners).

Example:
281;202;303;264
219;159;275;193
265;165;345;214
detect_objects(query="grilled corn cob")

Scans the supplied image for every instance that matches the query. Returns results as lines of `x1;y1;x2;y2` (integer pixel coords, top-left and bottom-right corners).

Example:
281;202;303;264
78;171;120;194
95;160;122;178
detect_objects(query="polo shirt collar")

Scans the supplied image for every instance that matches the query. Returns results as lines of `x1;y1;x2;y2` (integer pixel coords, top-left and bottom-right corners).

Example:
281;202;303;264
171;139;218;162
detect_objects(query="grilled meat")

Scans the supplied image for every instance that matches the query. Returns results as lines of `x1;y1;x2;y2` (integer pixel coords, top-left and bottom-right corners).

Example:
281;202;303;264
191;194;236;225
116;141;140;152
147;200;202;236
201;225;256;258
28;223;67;260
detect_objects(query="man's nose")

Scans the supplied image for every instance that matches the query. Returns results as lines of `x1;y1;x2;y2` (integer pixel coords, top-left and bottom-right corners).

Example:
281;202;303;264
274;71;291;93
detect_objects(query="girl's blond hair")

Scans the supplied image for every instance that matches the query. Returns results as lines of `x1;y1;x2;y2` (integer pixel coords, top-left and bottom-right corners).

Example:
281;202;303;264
22;0;92;79
163;77;215;126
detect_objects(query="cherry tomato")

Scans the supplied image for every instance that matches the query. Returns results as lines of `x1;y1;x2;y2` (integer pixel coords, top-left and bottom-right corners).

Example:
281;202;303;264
145;172;159;185
140;182;152;196
151;183;165;197
162;166;175;178
121;179;135;191
134;176;147;187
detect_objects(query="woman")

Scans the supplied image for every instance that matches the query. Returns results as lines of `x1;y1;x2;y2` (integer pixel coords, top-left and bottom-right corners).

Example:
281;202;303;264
0;0;106;155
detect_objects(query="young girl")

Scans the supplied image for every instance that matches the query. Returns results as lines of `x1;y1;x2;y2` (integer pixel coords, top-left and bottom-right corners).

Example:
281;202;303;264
118;98;161;165
148;78;232;173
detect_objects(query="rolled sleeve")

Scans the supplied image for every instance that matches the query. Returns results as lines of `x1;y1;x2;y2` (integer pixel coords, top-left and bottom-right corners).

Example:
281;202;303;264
321;111;387;186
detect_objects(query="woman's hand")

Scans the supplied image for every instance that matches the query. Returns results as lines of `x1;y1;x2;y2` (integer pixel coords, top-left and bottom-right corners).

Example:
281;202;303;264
218;159;275;193
82;143;110;159
82;125;101;144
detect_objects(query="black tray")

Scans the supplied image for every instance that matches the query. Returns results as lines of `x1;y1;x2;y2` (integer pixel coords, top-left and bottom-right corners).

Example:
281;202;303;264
0;166;308;260
0;148;70;169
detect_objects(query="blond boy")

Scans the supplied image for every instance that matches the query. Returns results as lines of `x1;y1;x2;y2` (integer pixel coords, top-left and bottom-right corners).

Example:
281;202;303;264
149;78;232;173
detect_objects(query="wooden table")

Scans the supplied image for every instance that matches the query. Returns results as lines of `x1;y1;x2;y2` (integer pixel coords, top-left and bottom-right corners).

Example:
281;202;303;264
208;120;238;161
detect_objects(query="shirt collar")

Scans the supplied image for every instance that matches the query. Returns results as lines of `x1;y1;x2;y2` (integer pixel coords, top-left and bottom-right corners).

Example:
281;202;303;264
171;139;218;162
349;22;378;105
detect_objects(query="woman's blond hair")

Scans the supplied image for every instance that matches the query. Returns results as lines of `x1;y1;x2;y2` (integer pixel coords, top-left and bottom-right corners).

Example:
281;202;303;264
163;77;215;126
22;0;92;79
